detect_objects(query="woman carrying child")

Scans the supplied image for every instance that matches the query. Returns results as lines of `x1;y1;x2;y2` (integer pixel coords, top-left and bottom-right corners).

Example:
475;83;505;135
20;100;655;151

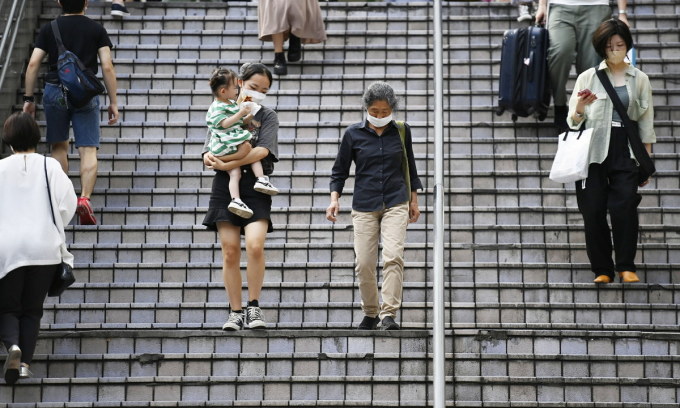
202;63;280;331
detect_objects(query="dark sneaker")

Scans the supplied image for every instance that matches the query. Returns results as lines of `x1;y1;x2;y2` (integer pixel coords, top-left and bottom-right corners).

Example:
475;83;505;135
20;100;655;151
288;34;302;62
273;53;287;76
228;198;254;219
3;345;21;385
246;306;266;329
222;311;245;331
357;316;380;330
76;197;97;225
111;3;130;18
381;316;400;331
254;176;279;196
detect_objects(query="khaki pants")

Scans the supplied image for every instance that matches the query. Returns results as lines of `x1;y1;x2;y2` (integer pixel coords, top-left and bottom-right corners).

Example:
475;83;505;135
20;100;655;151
547;4;611;106
351;202;409;320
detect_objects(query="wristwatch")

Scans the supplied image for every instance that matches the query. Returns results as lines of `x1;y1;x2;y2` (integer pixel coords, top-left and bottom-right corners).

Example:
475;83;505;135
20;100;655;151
619;9;627;14
23;95;35;103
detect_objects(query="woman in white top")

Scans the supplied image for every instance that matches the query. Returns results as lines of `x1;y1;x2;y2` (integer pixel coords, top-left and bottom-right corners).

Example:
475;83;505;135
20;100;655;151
0;113;76;384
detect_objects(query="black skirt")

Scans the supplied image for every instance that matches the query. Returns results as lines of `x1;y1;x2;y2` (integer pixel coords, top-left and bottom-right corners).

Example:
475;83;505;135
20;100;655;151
202;167;274;235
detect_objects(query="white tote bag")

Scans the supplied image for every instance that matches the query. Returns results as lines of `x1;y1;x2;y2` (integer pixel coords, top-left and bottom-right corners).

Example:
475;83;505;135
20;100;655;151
549;128;593;183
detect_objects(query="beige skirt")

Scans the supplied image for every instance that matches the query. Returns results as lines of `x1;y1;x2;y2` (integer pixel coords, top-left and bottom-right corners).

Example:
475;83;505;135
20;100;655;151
258;0;327;44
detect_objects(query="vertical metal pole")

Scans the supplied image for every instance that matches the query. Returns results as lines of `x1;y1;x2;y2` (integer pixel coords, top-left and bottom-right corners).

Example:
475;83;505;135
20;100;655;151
432;0;446;407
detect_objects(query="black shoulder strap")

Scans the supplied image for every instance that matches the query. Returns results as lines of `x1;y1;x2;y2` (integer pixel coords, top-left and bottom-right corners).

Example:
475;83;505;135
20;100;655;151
50;19;67;56
44;156;58;227
595;69;635;130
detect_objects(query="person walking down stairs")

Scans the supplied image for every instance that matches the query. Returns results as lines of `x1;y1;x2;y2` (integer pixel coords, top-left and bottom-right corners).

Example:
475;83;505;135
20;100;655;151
567;19;655;284
327;82;422;331
257;0;327;75
23;0;120;225
0;113;77;385
202;63;280;331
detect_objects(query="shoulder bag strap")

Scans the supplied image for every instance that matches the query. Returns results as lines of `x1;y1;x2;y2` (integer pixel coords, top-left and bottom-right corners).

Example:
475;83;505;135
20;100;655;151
395;121;411;202
44;156;58;227
595;69;651;166
595;69;635;130
50;19;67;56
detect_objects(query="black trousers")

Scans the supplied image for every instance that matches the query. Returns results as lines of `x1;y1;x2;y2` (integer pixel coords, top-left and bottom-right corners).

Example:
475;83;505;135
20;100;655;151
0;265;56;364
576;127;641;278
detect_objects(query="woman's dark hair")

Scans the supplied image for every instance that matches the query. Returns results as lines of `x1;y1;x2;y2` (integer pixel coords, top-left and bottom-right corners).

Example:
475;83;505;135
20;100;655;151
239;63;273;87
59;0;86;14
592;18;634;59
2;112;42;152
209;68;238;96
362;81;399;110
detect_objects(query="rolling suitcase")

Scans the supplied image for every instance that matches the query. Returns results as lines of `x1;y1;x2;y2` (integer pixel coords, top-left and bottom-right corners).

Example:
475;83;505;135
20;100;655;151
497;25;550;121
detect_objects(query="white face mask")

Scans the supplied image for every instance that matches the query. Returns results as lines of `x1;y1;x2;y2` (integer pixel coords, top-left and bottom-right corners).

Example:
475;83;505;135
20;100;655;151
366;112;393;128
241;88;267;104
606;49;627;64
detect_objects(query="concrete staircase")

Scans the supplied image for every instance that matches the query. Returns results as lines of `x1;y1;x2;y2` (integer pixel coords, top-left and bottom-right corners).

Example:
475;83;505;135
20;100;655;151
2;0;680;406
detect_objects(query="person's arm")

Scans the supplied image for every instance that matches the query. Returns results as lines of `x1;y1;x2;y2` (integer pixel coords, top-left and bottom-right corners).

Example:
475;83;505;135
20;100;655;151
404;124;421;223
535;0;548;25
23;48;46;116
617;0;629;26
326;130;353;222
218;105;251;129
98;46;119;125
205;146;269;172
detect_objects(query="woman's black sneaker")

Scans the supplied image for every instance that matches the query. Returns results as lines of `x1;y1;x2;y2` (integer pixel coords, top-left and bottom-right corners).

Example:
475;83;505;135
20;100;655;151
381;316;400;330
273;52;287;75
358;316;380;330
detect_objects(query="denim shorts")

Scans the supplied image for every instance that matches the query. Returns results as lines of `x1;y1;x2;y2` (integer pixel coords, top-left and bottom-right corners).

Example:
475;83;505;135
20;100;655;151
43;83;101;148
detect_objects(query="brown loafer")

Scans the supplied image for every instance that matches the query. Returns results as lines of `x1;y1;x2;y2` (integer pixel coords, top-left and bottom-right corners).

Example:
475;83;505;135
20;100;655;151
593;275;612;283
619;271;640;283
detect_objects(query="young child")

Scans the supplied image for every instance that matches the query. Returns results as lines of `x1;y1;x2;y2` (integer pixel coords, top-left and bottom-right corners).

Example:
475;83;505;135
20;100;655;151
206;68;278;219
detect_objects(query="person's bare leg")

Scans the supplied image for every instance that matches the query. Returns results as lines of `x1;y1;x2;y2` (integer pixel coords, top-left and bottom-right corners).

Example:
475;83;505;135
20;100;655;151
250;161;264;178
78;147;98;198
272;32;285;53
244;220;268;302
51;142;69;173
228;168;242;198
217;222;244;311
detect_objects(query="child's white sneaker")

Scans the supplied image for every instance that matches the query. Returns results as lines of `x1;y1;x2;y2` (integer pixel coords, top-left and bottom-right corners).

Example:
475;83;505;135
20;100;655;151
228;198;254;219
254;176;279;196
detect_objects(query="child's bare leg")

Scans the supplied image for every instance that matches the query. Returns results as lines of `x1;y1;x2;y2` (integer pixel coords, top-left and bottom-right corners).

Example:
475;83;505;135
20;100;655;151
252;161;279;196
250;161;264;178
228;168;241;199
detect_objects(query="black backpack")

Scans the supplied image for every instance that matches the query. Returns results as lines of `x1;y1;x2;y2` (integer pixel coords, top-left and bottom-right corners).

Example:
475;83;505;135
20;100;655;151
51;20;105;108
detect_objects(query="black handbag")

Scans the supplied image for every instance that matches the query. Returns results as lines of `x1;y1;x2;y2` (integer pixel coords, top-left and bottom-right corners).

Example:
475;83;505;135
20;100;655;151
595;69;656;183
44;157;75;297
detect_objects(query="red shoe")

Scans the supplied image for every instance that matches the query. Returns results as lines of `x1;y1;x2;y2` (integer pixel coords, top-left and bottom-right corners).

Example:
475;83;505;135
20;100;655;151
76;197;97;225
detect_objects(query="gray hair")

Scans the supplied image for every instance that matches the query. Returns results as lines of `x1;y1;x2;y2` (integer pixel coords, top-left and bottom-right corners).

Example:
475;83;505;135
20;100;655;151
362;81;399;110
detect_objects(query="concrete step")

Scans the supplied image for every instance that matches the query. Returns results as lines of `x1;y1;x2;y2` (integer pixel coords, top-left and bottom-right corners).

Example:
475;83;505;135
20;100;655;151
68;261;680;285
38;299;680;329
50;281;680;307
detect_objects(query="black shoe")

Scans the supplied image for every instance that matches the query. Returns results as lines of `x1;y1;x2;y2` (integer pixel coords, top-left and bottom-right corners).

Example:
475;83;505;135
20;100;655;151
288;34;301;62
381;316;400;330
357;316;380;330
273;52;287;76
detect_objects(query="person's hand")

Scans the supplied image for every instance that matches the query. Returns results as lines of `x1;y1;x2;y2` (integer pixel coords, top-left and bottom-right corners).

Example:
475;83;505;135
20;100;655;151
639;177;651;187
575;89;597;116
203;152;229;171
326;200;339;222
107;104;119;125
535;4;547;25
240;102;253;116
619;13;630;27
408;200;420;223
23;101;36;117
